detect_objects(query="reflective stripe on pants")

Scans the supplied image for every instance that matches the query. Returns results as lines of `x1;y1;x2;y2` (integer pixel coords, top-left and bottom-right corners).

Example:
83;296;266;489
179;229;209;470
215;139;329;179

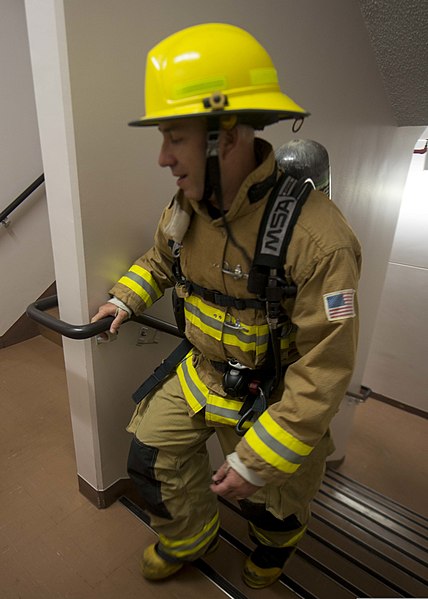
126;371;331;561
127;373;218;561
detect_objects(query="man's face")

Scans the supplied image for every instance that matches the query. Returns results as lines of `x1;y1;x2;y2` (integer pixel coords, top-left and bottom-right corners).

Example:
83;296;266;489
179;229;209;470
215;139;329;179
158;118;207;201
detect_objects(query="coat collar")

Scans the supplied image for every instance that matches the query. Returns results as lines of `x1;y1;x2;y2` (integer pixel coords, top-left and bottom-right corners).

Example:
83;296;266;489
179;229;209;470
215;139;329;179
184;138;277;223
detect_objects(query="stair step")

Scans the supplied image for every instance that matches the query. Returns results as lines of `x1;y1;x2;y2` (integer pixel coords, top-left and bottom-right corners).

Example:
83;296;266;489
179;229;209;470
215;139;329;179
121;468;428;599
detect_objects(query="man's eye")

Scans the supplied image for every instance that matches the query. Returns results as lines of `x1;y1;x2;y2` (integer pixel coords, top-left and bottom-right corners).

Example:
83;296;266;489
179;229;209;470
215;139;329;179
171;137;183;144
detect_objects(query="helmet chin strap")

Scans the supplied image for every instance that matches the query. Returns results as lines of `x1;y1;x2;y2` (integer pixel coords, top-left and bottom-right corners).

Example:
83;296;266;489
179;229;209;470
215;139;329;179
203;119;252;267
204;126;223;210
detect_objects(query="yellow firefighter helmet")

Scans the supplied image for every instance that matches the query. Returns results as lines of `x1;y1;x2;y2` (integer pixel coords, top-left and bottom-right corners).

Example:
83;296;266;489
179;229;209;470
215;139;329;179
129;23;308;129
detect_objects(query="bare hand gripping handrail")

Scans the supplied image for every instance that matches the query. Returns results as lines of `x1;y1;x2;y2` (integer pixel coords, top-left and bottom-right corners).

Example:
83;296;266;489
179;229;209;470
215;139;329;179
26;295;183;340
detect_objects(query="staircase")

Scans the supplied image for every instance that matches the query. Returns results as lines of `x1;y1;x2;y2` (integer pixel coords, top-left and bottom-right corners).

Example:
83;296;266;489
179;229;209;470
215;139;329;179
0;282;59;349
121;467;428;598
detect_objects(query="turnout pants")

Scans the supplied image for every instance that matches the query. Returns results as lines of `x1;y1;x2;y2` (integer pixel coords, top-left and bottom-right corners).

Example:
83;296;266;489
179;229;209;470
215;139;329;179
126;372;331;563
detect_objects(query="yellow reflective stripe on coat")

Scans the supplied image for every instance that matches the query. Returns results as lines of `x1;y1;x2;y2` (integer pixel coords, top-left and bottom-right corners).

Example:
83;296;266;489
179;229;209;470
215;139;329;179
205;395;252;430
118;264;162;307
184;295;296;359
176;350;208;414
184;295;224;340
280;329;296;350
224;322;295;355
176;351;252;427
222;330;268;357
244;411;313;474
184;295;271;355
158;511;220;559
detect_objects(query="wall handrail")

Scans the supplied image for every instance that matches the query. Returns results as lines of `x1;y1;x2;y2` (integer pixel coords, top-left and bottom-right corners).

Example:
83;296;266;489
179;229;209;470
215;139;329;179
26;294;183;340
1;174;45;227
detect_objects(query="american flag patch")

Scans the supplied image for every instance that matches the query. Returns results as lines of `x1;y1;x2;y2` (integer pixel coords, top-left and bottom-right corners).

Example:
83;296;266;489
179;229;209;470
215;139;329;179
323;289;356;321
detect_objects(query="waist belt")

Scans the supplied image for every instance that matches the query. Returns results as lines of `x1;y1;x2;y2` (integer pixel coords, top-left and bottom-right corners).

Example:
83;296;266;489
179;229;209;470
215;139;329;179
189;282;265;310
210;359;273;379
210;360;230;374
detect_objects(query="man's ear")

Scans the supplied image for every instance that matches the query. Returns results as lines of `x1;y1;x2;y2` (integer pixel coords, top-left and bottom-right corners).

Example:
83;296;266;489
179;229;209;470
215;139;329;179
219;126;239;159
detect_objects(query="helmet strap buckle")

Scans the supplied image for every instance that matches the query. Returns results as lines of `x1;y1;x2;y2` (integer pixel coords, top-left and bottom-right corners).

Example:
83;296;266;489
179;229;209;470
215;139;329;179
206;129;220;158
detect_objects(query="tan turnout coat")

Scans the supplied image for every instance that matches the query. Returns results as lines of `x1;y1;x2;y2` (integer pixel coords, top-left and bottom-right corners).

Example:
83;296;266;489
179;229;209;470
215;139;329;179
111;139;361;487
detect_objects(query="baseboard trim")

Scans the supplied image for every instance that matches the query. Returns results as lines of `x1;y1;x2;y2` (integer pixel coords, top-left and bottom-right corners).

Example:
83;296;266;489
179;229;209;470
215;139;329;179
369;391;427;420
78;476;135;509
326;456;345;469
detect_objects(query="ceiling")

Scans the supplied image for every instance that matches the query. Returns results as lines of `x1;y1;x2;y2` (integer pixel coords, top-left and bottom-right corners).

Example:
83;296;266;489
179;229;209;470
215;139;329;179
358;0;428;127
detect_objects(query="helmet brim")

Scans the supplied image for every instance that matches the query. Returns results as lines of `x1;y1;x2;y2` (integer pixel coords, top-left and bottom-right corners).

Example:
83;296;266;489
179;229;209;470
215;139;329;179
129;108;310;129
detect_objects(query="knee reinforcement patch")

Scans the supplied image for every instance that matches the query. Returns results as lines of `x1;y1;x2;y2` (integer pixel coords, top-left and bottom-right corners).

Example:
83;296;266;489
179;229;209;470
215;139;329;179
239;500;301;532
127;437;172;520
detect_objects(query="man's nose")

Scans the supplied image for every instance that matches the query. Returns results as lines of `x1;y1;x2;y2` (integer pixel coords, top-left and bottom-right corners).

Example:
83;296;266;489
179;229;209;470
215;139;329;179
158;142;176;168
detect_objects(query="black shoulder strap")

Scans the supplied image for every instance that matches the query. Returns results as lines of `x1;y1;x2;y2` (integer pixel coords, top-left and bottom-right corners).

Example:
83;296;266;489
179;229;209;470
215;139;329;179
254;174;313;268
248;174;313;295
132;338;193;404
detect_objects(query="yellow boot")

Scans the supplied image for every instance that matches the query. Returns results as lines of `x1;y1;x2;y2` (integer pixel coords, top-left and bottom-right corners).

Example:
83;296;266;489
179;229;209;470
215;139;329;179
242;545;295;589
242;557;282;589
140;544;183;581
140;537;220;581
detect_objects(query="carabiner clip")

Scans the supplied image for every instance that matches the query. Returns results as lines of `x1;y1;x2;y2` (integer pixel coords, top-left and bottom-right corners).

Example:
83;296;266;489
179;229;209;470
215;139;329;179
235;406;253;436
234;387;267;437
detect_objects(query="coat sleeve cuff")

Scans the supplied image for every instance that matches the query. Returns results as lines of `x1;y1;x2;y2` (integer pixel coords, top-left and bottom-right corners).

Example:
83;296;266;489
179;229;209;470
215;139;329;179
108;297;133;318
226;452;266;487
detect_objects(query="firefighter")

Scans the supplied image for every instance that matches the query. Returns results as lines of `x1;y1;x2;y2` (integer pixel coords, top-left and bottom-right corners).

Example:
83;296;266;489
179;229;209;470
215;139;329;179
92;23;361;589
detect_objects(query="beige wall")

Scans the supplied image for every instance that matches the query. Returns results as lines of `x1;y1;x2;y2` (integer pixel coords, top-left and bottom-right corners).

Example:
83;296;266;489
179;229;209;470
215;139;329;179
25;0;423;490
364;133;428;413
0;0;54;336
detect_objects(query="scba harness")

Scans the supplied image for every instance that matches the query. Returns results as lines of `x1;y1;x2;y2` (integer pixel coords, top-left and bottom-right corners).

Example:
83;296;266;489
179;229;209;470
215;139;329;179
132;172;313;435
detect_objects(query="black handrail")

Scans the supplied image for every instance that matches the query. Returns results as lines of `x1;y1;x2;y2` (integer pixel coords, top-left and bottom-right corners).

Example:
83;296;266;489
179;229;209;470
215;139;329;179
1;174;45;226
26;294;183;340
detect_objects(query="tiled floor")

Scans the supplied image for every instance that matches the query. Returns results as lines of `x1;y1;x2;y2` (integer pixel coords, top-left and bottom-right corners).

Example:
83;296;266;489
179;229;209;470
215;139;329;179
337;392;428;518
0;335;427;598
